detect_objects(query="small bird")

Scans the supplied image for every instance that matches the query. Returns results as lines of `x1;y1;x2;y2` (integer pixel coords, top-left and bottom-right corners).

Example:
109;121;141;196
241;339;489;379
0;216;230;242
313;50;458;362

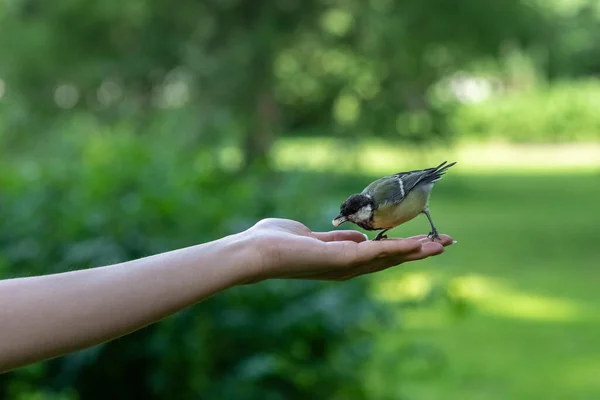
332;161;456;241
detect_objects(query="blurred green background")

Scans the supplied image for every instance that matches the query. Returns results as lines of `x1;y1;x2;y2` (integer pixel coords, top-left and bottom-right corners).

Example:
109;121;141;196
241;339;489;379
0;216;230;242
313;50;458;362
1;0;599;399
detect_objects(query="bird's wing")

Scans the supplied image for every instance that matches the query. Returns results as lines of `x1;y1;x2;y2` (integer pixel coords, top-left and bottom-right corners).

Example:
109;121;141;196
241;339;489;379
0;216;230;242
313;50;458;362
361;176;401;206
364;173;423;205
364;161;457;206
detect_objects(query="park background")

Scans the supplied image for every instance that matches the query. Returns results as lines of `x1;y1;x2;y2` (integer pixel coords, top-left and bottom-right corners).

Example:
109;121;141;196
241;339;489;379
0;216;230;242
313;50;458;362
1;0;599;399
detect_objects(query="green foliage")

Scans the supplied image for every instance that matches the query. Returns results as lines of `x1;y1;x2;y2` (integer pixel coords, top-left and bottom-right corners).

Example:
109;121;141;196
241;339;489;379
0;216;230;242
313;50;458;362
542;0;600;78
0;130;395;400
1;0;600;398
0;0;548;158
450;79;600;142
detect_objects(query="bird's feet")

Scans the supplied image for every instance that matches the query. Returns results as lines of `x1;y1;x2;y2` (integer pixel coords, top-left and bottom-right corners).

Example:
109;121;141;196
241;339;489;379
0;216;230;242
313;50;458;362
373;232;388;241
427;229;440;242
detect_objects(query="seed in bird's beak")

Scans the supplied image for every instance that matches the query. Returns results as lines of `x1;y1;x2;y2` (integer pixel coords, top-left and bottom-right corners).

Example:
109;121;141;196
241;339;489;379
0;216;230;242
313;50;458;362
332;215;347;227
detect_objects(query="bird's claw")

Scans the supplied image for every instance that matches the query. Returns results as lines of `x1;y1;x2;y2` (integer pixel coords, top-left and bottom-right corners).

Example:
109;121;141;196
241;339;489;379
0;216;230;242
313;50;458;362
373;233;388;241
427;230;440;241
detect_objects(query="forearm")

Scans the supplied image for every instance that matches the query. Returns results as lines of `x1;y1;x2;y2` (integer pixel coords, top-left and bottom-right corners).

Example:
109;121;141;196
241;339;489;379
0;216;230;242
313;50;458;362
0;232;255;373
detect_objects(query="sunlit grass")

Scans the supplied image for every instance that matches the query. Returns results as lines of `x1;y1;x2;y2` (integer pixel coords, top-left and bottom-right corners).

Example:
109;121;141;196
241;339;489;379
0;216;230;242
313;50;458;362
272;137;600;175
355;170;600;400
373;273;592;323
279;138;600;399
448;274;590;323
373;272;435;303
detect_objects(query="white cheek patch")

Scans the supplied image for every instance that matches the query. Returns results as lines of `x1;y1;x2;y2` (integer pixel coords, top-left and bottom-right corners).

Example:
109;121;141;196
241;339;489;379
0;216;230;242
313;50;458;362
353;204;373;221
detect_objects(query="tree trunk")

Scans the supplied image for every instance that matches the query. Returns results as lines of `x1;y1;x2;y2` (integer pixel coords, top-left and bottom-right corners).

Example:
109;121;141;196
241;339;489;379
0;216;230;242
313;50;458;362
242;89;279;171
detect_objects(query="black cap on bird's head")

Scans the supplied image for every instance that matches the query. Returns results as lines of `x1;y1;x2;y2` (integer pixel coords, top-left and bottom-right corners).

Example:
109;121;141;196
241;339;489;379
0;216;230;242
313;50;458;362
332;194;373;227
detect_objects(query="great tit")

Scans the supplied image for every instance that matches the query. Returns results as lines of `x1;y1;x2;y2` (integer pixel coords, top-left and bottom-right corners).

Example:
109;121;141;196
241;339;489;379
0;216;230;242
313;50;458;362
332;161;456;241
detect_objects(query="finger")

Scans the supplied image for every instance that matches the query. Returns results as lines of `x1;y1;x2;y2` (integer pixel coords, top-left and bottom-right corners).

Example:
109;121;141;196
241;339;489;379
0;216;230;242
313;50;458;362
431;234;454;246
300;238;448;281
355;241;446;273
409;234;428;241
313;230;368;243
297;241;442;282
410;233;453;244
402;241;445;261
349;238;423;264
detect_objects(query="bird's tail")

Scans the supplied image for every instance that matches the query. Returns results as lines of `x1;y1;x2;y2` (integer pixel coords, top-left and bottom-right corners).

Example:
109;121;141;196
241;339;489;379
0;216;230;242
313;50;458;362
423;161;456;183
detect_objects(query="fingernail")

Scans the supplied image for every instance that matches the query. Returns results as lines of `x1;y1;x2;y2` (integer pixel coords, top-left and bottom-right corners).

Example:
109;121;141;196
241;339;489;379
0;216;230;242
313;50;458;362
452;240;457;244
362;233;369;241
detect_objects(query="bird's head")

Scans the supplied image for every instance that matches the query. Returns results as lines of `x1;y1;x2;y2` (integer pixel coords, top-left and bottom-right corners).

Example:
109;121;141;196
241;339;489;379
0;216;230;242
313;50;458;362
332;194;374;227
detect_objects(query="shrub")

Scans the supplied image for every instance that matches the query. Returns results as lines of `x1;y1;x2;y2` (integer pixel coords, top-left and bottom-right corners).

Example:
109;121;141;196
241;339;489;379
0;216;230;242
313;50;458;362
450;79;600;142
0;127;392;400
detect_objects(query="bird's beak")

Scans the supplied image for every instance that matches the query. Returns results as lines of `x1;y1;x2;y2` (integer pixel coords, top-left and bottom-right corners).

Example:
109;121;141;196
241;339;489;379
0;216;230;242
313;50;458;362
332;215;347;227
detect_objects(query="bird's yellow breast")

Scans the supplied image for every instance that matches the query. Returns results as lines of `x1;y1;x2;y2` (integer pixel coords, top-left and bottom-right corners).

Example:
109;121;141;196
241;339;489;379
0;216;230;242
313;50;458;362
372;185;431;229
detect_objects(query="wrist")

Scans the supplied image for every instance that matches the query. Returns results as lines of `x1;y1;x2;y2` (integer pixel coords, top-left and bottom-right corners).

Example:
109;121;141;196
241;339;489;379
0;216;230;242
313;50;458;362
212;230;266;286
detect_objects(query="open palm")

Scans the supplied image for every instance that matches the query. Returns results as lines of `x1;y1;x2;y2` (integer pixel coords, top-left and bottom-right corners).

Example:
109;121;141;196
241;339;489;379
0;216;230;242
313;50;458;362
244;218;454;282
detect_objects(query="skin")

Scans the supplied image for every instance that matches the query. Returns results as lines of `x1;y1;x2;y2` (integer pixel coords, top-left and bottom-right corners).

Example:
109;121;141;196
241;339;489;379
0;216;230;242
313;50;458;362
0;218;454;374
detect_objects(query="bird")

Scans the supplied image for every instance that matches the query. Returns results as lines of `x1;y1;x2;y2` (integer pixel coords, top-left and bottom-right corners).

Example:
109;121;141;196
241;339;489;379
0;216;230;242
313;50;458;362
332;161;456;241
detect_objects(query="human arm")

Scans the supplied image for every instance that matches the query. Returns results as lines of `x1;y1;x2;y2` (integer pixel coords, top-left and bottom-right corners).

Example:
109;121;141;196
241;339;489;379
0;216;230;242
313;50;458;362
0;218;453;373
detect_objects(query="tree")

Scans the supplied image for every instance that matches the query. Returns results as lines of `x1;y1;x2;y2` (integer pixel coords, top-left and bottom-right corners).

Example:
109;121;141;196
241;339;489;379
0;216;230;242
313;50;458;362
0;0;548;167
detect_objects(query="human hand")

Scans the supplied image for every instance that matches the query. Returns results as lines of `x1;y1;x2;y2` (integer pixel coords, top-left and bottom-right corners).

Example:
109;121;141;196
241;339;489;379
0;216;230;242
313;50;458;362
240;218;454;283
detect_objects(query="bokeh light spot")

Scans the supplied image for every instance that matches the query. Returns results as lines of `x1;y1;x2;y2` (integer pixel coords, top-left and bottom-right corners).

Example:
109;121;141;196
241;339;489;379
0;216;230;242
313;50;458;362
333;93;360;125
54;84;79;109
97;80;123;107
321;8;354;36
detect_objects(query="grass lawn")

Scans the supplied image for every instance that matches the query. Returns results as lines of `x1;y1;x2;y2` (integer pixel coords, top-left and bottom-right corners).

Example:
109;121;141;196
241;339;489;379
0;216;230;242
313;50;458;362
273;139;600;399
361;173;600;400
